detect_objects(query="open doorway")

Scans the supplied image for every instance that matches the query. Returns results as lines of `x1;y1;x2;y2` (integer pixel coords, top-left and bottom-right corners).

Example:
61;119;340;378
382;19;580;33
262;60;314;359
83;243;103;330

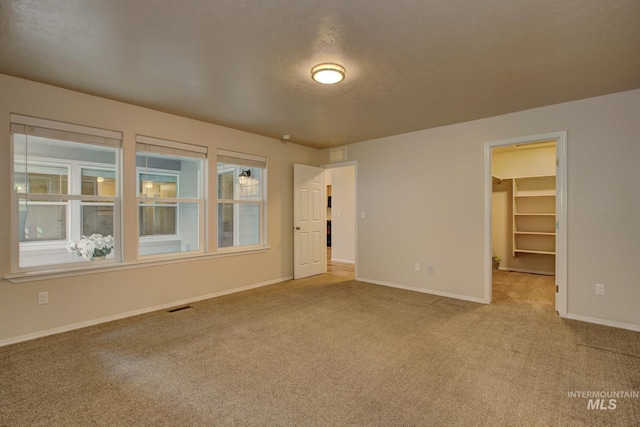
492;141;557;275
484;132;567;316
324;163;356;279
491;141;556;309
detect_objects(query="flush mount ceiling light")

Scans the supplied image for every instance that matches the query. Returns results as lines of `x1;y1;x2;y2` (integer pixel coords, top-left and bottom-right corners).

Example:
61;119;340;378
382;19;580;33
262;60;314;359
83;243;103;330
311;63;346;84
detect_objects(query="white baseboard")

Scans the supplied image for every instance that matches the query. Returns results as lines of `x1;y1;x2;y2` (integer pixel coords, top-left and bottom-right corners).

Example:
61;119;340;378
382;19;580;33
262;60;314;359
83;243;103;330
565;313;640;332
499;266;555;276
10;275;637;347
356;277;640;332
0;276;293;348
331;258;355;264
357;276;488;304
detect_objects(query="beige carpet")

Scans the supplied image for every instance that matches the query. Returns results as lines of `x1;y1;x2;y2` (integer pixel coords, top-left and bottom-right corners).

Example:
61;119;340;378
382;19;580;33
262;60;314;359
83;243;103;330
1;272;639;426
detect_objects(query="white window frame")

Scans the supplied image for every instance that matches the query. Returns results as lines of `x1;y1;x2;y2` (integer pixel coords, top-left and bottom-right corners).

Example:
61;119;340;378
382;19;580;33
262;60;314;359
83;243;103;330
14;160;71;249
216;150;267;251
16;161;119;253
78;164;118;243
135;135;207;259
10;114;122;273
136;169;181;239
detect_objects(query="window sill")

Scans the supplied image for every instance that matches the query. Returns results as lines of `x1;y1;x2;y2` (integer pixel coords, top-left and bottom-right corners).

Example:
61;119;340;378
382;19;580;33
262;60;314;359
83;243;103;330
3;246;271;284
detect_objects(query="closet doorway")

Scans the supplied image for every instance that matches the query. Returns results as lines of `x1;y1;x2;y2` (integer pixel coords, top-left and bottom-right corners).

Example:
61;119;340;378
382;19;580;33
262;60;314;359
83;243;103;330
484;132;567;316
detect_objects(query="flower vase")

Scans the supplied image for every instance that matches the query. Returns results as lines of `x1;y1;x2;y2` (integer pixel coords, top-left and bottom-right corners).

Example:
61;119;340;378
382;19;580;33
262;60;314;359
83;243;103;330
92;256;106;261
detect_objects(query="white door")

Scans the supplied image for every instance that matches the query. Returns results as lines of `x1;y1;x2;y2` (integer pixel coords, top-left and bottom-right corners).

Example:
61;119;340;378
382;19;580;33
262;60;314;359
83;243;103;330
293;164;326;279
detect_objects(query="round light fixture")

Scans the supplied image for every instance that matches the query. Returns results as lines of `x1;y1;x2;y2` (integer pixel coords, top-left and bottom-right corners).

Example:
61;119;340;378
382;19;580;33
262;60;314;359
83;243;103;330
311;63;346;84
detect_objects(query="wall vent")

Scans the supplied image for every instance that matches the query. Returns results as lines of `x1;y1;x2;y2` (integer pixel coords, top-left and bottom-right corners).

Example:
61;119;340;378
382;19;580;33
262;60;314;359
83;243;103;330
329;147;347;162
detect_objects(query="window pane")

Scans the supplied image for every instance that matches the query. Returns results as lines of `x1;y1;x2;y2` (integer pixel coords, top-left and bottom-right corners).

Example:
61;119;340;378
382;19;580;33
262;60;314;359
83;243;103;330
15;135;117;182
20;203;67;242
216;158;265;250
139;202;200;256
82;169;116;196
12;120;121;271
13;133;27;193
31;173;68;195
14;165;69;195
139;173;177;198
239;168;262;201
218;171;234;200
238;204;260;245
136;148;204;258
216;165;262;202
136;152;202;198
139;204;177;236
217;203;260;248
82;205;114;236
218;203;234;247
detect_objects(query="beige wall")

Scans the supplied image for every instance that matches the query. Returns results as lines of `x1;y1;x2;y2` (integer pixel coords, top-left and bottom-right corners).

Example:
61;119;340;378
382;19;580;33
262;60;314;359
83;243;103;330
0;74;320;344
492;147;556;274
338;89;640;329
492;179;512;271
492;146;556;178
2;74;639;343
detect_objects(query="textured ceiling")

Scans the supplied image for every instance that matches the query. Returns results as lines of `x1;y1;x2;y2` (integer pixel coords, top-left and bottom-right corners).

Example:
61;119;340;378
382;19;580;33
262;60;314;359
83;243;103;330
1;0;639;148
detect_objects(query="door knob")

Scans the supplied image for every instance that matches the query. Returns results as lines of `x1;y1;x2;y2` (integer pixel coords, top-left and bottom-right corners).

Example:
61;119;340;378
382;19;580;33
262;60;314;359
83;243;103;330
294;226;301;230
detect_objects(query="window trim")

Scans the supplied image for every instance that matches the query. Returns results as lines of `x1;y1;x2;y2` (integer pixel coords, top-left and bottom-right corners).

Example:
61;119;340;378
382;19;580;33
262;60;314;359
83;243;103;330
216;150;268;251
135;135;208;259
10;115;122;149
4;245;271;284
10;116;122;273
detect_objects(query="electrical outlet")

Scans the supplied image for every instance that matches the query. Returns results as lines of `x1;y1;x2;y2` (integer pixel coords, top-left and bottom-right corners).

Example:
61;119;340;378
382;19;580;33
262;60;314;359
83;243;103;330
415;263;421;272
595;284;605;296
427;265;434;274
38;291;48;305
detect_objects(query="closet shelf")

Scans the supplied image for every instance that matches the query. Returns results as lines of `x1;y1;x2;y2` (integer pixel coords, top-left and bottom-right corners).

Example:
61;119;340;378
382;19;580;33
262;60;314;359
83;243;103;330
514;249;556;255
512;175;556;258
515;231;555;236
514;193;555;198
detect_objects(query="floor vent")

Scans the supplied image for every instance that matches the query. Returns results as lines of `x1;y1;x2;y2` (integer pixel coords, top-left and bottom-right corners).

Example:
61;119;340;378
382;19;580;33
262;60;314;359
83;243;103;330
167;305;192;313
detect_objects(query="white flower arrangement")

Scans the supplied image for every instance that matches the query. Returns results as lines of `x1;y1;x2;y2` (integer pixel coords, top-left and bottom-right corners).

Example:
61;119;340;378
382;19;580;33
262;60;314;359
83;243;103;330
66;234;114;261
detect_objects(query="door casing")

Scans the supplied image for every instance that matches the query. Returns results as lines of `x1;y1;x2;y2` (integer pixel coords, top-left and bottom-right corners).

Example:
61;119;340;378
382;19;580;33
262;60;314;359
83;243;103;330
484;131;568;316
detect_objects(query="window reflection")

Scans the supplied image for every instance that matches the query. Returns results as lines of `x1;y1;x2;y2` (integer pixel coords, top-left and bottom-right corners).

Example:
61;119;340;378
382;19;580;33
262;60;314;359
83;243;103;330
82;169;116;196
139;173;177;198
